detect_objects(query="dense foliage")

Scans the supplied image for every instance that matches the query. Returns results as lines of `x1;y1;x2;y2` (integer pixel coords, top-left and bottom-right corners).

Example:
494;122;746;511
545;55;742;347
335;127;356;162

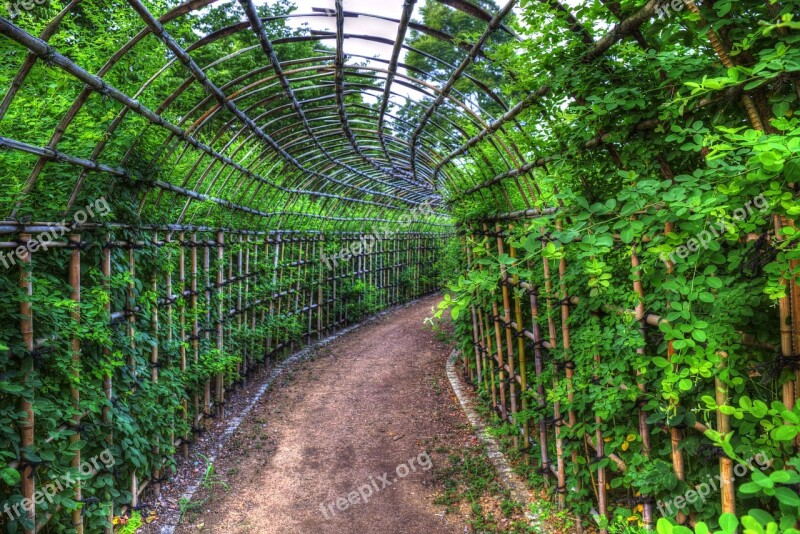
431;0;800;532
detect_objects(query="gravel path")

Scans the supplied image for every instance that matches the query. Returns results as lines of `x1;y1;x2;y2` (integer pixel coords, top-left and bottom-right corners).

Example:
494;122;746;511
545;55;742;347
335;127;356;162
172;295;468;533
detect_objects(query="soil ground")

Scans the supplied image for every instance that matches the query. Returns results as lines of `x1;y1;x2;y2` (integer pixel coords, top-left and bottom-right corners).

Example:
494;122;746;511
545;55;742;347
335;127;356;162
161;295;523;534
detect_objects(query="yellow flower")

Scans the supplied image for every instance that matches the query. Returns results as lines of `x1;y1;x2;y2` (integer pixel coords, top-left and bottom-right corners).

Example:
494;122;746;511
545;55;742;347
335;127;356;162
626;434;636;442
622;441;629;451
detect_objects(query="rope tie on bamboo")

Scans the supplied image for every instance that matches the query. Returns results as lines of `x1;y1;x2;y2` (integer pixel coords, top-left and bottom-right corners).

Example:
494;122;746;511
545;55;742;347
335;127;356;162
558;297;575;308
740;233;777;278
65;240;89;250
697;443;729;459
19;459;46;477
545;415;565;427
526;340;546;352
41;45;58;67
30;346;53;368
537;460;552;475
78;497;100;508
554;360;576;372
754;350;800;382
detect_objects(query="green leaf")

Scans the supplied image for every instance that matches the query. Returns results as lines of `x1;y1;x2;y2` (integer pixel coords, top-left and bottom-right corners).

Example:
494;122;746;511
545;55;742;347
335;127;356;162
775;486;800;507
0;467;20;486
719;513;739;534
770;425;799;442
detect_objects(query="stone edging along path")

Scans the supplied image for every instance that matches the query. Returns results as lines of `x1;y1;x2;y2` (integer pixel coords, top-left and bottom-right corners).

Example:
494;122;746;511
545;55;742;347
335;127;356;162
157;297;431;534
445;349;547;531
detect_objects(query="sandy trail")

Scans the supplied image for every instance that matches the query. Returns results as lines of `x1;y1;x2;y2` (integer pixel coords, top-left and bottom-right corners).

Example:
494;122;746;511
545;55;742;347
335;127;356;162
176;295;467;534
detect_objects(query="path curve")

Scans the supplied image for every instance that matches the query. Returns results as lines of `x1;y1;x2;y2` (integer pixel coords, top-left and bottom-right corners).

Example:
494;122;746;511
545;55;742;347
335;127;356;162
175;295;466;533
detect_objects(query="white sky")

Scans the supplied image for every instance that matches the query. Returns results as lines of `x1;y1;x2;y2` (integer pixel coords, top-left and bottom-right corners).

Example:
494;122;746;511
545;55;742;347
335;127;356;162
284;0;431;105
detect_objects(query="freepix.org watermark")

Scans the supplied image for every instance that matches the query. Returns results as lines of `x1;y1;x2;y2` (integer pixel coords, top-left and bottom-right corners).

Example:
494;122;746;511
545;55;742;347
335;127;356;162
0;197;110;270
659;193;769;265
4;0;47;17
656;452;771;517
2;448;115;521
318;451;433;519
319;200;436;270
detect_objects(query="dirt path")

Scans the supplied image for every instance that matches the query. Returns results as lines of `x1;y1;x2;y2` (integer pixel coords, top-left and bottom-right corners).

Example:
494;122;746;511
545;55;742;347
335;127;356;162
175;295;470;533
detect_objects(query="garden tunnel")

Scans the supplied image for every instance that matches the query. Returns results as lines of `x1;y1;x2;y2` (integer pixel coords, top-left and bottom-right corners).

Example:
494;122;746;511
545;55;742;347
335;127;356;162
1;0;800;532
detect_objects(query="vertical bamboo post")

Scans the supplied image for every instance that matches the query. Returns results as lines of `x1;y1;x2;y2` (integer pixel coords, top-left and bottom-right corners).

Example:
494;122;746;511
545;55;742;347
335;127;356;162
591;310;608;533
236;235;244;385
68;234;83;533
203;238;211;416
664;221;686;522
128;242;138;510
191;233;201;428
179;232;189;459
717;351;735;515
165;233;175;464
318;236;324;340
631;242;654;528
475;227;498;409
269;234;278;350
101;235;114;532
497;225;519;444
243;235;250;384
774;216;797;411
528;277;552;482
464;234;474;379
487;225;508;420
216;231;224;418
541;226;566;508
150;233;161;499
555;220;582;532
18;234;34;534
510;243;530;451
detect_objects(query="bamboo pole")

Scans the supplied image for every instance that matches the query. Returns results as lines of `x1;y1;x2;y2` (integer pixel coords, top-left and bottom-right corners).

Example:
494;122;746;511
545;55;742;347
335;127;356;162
527;271;552;482
101;235;114;533
510;242;530;451
191;233;201;428
19;234;35;534
242;235;250;384
165;233;175;464
631;241;654;529
591;310;608;534
318;236;324;340
541;226;566;509
179;232;189;459
717;351;735;515
774;216;797;412
497;224;519;444
216;231;224;418
128;243;138;510
555;220;582;532
664;221;686;523
67;234;83;533
487;225;508;420
150;233;161;499
203;239;211;416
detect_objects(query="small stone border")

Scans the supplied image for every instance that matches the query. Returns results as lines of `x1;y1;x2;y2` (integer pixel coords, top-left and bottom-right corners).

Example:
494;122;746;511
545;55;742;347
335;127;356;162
158;298;430;533
445;349;547;530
